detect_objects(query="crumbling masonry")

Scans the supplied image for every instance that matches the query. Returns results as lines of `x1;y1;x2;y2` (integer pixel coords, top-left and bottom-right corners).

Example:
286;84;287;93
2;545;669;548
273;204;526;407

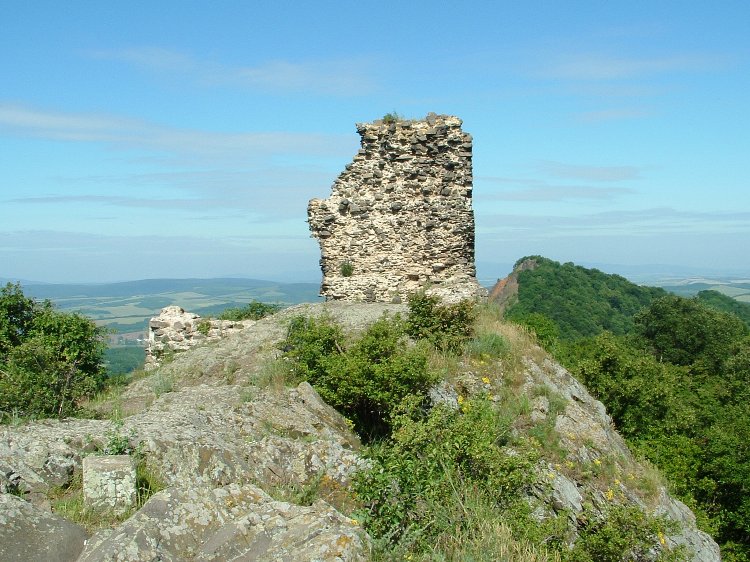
308;113;484;303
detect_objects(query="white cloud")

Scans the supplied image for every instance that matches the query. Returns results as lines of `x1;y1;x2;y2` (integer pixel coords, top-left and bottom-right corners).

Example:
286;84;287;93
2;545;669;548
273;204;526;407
535;161;640;182
538;53;723;81
88;47;378;96
478;207;750;238
477;175;635;202
0;103;356;163
575;108;651;123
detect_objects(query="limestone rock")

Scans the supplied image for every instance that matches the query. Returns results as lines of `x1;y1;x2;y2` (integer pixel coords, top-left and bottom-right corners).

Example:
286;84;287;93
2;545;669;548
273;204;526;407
308;114;485;303
78;483;367;561
0;492;88;562
0;301;720;561
83;455;136;515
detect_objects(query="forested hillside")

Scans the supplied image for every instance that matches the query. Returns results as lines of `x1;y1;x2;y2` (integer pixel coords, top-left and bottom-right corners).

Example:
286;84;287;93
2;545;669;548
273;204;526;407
499;256;750;561
503;256;667;340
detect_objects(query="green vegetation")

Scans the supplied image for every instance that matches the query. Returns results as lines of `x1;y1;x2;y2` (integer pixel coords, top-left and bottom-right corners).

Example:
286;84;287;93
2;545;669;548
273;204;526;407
218;300;282;321
340;260;354;277
505;257;750;560
0;283;108;421
405;292;476;353
282;313;437;440
382;111;403;124
280;294;678;560
696;289;750;327
104;347;145;376
505;256;666;340
355;396;539;557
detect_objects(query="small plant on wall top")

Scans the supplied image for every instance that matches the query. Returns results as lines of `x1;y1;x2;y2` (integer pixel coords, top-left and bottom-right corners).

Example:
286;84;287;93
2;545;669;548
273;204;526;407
196;319;211;336
382;111;402;124
340;261;354;277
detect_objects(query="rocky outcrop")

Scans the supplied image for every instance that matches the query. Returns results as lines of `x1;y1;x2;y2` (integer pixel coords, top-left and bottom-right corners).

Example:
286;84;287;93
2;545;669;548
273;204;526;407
308;113;484;303
0;301;721;561
145;305;252;369
489;256;539;311
78;483;366;561
0;493;88;562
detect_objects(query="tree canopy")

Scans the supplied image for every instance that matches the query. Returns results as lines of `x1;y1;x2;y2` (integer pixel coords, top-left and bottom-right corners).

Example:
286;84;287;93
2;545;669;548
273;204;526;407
0;283;108;420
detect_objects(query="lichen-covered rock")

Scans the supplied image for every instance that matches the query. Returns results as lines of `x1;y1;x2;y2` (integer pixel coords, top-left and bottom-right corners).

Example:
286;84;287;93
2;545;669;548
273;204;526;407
308;113;485;303
0;492;88;562
83;455;136;515
0;302;720;561
520;356;720;561
78;483;367;561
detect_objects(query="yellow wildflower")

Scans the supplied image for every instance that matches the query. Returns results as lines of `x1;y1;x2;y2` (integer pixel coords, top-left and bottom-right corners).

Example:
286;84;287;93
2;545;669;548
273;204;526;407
457;395;464;404
482;376;490;384
614;478;621;486
593;459;602;466
605;489;614;501
658;531;666;545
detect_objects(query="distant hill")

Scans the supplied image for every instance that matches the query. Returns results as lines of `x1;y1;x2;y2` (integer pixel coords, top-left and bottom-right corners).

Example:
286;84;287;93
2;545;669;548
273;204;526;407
18;278;322;333
492;256;667;340
658;279;750;303
491;256;750;340
695;289;750;326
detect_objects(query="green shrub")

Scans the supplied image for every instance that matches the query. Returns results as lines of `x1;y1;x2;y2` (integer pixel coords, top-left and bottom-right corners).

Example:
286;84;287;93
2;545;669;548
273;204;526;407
467;331;510;359
282;314;436;440
196;320;211;336
0;283;107;420
383;111;402;124
354;395;537;554
340;261;354;277
218;301;282;321
406;293;476;354
570;504;682;562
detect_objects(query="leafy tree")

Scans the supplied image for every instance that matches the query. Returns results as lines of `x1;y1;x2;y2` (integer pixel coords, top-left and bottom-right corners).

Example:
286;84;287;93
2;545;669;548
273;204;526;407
0;283;107;420
697;290;750;327
503;257;666;341
634;295;748;372
282;314;436;440
405;292;475;353
0;282;36;355
218;300;281;321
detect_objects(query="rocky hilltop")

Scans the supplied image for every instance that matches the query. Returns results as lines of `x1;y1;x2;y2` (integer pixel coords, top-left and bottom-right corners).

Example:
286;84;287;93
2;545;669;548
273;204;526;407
0;301;719;561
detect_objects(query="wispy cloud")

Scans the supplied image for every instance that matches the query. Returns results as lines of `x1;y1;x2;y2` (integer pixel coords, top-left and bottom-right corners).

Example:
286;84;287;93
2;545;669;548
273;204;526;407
478;175;635;202
6;165;337;219
0;230;319;282
0;103;355;164
538;53;724;81
575;107;652;123
478;207;750;238
88;47;378;96
535;161;640;182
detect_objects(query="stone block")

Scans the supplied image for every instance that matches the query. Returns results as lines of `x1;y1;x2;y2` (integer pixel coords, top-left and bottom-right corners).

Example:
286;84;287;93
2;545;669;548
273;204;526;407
83;455;136;515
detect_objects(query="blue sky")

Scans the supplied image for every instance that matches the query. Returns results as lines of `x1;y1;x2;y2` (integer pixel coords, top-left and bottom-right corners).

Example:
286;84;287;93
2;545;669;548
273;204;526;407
2;1;749;284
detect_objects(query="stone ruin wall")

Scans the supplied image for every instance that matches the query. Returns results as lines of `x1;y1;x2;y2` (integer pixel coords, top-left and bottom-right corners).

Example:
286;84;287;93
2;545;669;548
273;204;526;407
308;113;484;303
145;306;252;370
